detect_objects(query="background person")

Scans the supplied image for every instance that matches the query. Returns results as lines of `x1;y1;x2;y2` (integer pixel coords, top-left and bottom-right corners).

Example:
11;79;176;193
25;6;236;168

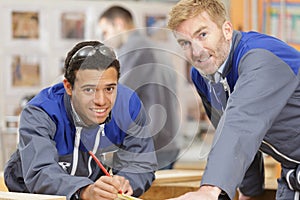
98;5;181;170
4;40;157;200
167;0;300;199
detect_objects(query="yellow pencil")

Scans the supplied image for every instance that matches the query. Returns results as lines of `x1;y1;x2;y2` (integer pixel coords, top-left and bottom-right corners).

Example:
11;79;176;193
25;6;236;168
116;193;143;200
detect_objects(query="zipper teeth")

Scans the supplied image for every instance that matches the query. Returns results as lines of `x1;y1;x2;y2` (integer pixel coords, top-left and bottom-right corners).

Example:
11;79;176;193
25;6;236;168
262;140;300;164
71;127;82;175
88;127;102;176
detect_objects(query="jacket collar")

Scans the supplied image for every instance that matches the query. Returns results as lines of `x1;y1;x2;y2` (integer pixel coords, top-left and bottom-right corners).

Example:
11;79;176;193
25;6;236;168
222;30;242;78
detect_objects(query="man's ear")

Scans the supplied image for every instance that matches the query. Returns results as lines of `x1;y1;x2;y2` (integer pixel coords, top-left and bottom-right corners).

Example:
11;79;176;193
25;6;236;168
63;79;72;96
222;21;233;41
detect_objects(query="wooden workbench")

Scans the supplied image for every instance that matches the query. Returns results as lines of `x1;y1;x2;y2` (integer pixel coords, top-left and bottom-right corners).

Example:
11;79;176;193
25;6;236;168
0;191;66;200
0;157;279;200
140;156;280;200
140;170;202;200
0;173;65;200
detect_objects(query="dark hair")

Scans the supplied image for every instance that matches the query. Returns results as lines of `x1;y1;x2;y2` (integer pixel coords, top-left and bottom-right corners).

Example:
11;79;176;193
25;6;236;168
64;40;120;86
99;5;133;25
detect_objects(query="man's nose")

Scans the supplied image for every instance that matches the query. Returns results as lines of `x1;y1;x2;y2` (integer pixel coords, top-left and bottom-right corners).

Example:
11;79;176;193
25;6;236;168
191;41;204;56
94;91;105;105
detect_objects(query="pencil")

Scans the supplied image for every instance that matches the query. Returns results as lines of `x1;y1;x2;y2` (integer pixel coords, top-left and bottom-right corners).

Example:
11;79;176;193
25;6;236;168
117;193;143;200
88;150;123;194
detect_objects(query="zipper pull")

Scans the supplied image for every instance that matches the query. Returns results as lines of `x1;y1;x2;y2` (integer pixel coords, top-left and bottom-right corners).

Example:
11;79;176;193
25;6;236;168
220;77;230;94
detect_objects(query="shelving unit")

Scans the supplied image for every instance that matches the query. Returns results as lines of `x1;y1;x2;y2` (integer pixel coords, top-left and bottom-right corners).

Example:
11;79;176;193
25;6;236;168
230;0;300;50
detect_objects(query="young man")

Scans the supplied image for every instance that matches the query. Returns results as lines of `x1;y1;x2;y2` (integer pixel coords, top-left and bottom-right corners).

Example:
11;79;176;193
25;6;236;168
98;6;181;170
167;0;300;200
4;41;157;200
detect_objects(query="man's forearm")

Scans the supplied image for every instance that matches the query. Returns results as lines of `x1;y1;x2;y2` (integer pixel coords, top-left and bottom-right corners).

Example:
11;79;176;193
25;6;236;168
199;185;222;197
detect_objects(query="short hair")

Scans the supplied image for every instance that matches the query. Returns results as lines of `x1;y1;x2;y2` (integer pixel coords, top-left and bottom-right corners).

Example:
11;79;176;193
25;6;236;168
64;40;120;86
99;5;133;25
167;0;228;31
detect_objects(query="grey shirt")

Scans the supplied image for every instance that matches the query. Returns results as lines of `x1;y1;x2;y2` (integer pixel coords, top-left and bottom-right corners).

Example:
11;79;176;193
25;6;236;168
117;30;181;169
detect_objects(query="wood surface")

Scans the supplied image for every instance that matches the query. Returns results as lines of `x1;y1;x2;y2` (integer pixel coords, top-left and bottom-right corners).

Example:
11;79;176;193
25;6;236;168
140;158;280;200
0;191;66;200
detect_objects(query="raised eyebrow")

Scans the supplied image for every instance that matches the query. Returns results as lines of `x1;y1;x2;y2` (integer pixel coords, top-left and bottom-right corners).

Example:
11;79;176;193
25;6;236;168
192;26;207;38
81;84;96;89
105;83;117;88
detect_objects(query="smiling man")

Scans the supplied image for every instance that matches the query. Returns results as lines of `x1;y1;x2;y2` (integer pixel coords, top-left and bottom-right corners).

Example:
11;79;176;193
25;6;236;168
64;66;117;125
4;41;157;200
174;10;231;76
167;0;300;200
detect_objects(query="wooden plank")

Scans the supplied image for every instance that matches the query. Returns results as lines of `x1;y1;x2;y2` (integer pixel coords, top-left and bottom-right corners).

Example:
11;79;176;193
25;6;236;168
0;191;66;200
265;178;278;190
140;169;277;200
0;174;8;192
174;160;206;170
153;170;203;184
140;181;200;200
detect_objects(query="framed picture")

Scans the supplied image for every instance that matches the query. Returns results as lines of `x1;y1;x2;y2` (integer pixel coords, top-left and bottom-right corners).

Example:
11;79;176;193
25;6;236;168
61;11;85;39
144;14;168;41
10;54;41;88
11;11;39;39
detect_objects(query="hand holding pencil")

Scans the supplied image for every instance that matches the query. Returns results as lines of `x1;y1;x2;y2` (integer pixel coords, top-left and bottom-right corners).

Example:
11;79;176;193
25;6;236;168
78;170;135;200
83;151;139;200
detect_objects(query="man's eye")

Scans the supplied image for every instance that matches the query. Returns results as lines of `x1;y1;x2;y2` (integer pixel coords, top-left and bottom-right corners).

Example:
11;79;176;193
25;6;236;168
106;87;114;93
198;32;207;40
83;88;95;94
178;40;191;50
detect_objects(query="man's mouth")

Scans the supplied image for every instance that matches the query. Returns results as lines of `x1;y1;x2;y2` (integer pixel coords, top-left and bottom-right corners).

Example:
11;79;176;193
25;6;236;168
92;108;106;113
198;55;211;62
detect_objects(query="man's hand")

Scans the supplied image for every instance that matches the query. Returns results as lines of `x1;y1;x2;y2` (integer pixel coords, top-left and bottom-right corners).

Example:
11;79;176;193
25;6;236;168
167;185;221;200
80;175;133;200
239;192;256;200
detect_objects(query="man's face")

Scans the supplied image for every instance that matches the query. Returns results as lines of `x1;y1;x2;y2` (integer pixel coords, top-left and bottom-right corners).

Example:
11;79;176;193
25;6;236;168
174;11;232;75
64;67;118;126
98;18;123;49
